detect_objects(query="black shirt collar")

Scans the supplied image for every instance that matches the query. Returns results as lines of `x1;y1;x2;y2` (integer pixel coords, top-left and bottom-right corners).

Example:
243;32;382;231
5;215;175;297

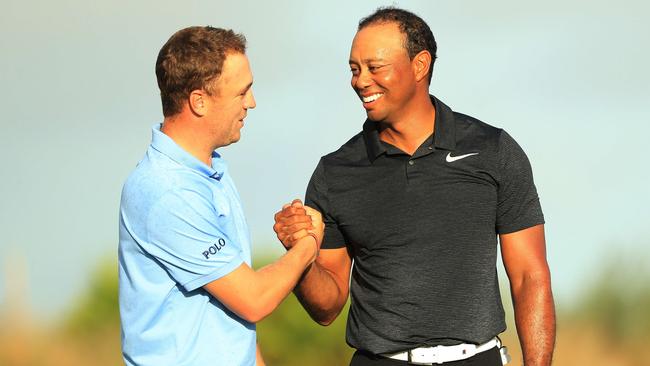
363;95;457;161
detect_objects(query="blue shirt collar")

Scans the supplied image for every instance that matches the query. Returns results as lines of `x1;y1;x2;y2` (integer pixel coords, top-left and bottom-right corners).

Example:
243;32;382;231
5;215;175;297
150;124;227;181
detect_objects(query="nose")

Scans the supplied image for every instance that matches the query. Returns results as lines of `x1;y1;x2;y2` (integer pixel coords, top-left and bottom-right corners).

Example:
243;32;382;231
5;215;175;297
352;68;372;90
245;89;256;110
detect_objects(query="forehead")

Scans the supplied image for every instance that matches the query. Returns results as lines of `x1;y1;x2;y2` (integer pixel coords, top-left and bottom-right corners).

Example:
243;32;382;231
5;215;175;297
215;52;252;88
350;22;407;61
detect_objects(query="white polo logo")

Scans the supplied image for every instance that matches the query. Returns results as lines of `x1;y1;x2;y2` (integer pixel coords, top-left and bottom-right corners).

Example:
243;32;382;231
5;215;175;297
445;152;478;163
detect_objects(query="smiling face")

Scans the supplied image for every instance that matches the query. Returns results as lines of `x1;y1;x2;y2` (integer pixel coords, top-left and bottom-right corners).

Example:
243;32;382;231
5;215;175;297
205;52;256;147
349;22;418;123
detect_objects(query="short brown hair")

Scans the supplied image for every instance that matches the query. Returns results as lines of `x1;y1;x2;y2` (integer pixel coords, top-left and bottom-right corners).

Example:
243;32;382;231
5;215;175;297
155;26;247;117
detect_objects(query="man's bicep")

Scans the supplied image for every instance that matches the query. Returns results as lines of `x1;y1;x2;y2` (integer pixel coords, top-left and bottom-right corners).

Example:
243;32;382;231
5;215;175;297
500;224;549;281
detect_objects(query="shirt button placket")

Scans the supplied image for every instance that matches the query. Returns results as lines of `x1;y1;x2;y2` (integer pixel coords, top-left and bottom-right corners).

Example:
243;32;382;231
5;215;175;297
406;159;415;184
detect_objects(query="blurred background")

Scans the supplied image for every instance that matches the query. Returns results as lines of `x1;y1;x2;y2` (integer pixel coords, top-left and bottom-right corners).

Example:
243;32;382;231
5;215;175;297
1;0;649;365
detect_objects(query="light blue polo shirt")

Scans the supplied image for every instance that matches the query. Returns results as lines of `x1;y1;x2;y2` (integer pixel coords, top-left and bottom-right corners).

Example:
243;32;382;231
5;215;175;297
118;125;255;366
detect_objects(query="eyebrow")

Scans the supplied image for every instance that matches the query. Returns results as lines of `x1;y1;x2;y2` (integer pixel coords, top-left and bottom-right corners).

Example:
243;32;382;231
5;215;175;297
349;58;386;65
239;81;253;94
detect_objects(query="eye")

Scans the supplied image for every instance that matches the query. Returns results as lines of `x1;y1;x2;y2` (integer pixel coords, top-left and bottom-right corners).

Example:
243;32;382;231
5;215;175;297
239;86;251;97
369;65;385;73
350;67;359;76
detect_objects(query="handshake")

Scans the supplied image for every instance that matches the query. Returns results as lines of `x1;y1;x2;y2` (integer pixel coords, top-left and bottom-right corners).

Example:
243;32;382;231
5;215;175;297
273;199;324;263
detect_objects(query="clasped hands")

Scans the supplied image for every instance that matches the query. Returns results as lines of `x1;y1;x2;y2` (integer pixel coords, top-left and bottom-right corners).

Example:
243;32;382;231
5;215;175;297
273;199;324;262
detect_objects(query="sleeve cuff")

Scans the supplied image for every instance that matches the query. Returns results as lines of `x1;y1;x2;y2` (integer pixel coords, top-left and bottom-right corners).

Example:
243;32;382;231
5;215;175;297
497;218;545;235
182;255;245;292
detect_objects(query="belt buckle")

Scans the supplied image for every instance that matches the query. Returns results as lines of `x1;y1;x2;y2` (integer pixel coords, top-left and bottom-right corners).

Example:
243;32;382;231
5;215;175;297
408;345;440;365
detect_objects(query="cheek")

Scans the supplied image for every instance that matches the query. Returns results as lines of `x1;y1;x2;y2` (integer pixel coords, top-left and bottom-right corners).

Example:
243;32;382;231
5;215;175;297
379;70;397;86
381;69;410;93
225;101;240;117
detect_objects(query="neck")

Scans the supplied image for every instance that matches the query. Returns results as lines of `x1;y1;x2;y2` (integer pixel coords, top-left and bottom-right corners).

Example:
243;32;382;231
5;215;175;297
161;115;215;167
378;91;436;155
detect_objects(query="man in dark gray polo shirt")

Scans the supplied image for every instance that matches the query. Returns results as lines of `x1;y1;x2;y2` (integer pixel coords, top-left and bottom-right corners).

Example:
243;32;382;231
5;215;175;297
274;7;555;366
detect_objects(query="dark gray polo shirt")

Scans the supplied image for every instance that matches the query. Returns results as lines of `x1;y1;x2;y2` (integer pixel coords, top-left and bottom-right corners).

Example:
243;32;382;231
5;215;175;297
305;96;544;354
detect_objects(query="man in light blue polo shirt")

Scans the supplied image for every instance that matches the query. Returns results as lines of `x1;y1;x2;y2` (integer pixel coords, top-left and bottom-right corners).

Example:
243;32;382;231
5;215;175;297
118;26;322;366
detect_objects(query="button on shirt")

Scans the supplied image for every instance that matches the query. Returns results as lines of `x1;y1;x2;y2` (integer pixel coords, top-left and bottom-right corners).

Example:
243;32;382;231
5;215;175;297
118;125;255;366
305;96;544;354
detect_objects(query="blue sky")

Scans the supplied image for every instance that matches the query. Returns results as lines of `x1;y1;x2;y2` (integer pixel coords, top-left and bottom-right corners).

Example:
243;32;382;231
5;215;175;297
1;0;649;319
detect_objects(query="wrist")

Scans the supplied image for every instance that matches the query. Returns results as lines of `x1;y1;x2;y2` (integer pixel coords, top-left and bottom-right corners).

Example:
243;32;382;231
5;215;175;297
307;233;319;258
295;234;319;263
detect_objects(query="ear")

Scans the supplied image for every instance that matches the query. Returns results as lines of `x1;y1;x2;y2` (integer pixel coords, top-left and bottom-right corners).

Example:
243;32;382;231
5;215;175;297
412;50;432;83
188;90;208;117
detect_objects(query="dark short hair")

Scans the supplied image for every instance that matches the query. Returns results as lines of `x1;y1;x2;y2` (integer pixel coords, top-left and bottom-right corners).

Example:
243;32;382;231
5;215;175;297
359;7;437;84
155;26;247;117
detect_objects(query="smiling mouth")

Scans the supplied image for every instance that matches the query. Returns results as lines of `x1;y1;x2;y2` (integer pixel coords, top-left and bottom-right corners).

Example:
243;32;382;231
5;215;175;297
361;93;384;103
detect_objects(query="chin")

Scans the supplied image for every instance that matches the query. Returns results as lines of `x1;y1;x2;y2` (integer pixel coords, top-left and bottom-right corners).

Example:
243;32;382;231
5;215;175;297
366;110;386;122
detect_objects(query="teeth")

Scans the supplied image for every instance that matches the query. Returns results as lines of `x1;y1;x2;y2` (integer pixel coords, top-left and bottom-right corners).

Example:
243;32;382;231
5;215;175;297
362;93;383;103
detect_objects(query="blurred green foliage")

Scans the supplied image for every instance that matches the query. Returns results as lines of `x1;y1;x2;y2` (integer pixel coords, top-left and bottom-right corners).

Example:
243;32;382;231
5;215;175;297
59;254;354;364
63;258;119;336
255;256;354;365
58;252;650;365
257;293;354;365
572;254;650;342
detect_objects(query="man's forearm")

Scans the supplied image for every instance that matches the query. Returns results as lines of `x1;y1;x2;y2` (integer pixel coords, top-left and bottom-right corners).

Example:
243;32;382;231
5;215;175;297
205;236;318;323
251;238;318;320
294;262;347;325
511;275;556;366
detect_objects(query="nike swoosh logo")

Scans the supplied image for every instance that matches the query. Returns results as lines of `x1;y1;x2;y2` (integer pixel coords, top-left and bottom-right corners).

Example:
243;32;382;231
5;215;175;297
445;152;479;163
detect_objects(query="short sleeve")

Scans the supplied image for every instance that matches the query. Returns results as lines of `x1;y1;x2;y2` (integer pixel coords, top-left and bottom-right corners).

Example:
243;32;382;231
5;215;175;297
144;188;244;291
305;159;346;249
495;131;545;234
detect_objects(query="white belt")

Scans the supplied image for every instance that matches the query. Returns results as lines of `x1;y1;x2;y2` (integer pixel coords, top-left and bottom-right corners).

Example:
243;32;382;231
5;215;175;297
381;337;499;365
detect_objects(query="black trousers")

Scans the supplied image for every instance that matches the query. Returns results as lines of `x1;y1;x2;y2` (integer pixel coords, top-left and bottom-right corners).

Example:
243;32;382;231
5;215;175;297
349;346;502;366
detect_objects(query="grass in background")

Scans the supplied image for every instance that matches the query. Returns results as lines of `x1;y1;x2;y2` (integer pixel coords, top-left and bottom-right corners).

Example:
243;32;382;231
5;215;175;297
1;251;649;365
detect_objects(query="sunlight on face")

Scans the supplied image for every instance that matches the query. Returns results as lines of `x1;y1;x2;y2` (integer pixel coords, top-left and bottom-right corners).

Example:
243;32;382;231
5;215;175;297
207;52;256;147
349;22;416;123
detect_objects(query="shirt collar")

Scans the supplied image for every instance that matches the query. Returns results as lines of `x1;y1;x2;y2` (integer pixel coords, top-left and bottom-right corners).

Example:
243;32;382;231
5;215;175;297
150;124;227;181
363;95;457;162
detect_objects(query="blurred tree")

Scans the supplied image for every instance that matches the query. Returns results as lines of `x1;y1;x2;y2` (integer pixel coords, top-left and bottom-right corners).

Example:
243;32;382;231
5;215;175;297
64;257;119;336
61;254;355;364
574;253;650;342
255;256;355;365
257;293;354;365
